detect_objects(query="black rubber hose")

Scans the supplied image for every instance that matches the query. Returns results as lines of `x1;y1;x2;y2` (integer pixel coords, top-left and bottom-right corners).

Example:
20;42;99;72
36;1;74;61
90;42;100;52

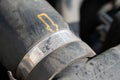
0;0;95;80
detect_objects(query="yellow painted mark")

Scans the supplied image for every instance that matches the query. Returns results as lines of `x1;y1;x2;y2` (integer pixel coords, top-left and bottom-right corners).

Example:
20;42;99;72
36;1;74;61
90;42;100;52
37;13;59;32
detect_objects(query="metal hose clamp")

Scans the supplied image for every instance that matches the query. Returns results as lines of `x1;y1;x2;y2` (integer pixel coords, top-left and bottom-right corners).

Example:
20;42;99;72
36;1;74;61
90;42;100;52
16;30;84;80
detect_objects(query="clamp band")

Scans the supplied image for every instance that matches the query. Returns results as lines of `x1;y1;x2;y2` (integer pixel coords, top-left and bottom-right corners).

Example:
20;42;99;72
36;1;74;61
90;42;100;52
16;30;80;79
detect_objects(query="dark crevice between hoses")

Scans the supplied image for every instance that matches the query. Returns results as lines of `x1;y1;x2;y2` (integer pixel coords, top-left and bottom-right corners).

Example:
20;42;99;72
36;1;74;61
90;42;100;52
0;63;9;80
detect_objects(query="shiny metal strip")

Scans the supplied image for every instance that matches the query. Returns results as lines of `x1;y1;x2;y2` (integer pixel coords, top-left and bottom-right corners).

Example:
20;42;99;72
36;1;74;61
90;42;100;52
16;30;80;79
